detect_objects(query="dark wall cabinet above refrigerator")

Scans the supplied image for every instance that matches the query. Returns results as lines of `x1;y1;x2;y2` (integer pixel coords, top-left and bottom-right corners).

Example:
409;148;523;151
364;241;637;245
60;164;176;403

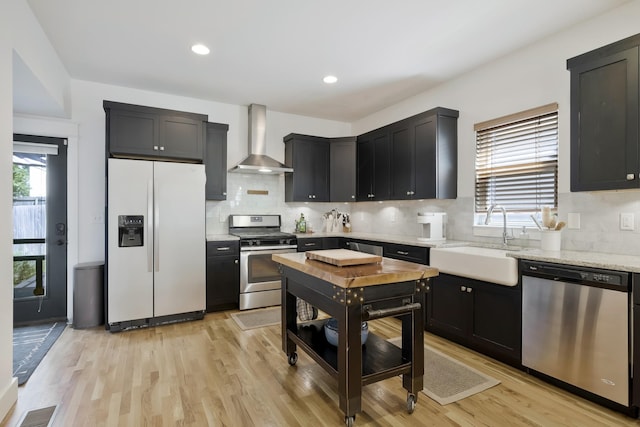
567;33;640;192
104;100;207;162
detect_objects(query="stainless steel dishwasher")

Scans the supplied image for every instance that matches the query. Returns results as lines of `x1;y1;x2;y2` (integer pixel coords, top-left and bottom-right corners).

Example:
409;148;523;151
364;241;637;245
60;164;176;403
521;260;630;406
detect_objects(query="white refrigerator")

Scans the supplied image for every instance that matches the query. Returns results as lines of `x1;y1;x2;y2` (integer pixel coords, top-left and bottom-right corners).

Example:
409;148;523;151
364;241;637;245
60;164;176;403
107;158;205;330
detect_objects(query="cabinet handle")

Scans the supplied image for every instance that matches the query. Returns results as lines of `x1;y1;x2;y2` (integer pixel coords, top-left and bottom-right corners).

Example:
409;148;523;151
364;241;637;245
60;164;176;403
467;287;473;293
460;286;466;292
153;145;159;150
234;259;238;264
397;251;409;255
223;192;227;196
304;243;316;247
313;195;316;198
627;173;635;181
160;146;165;151
351;195;355;199
217;247;230;251
308;195;313;199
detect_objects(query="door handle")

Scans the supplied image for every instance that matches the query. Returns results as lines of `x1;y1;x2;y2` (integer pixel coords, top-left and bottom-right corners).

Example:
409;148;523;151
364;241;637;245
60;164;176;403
56;239;66;246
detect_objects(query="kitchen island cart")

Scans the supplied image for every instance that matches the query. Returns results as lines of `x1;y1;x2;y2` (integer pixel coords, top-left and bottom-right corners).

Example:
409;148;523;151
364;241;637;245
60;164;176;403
273;250;437;426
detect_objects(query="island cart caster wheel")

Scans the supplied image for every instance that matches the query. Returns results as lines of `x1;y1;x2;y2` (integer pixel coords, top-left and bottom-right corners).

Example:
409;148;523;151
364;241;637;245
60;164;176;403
345;415;355;426
407;393;416;414
287;352;298;366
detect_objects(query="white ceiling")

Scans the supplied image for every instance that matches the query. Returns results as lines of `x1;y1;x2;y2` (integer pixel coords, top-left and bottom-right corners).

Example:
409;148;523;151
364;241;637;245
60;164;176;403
22;0;629;121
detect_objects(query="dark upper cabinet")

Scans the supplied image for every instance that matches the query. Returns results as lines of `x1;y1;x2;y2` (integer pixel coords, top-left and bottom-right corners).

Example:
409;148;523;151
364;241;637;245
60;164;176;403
104;100;207;162
205;122;229;200
284;134;330;202
330;137;357;202
358;107;457;201
390;108;458;200
356;130;391;201
567;34;640;191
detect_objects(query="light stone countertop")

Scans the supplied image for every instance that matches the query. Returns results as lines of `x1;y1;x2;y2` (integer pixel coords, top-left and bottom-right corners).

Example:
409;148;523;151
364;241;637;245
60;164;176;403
294;231;465;248
507;249;640;273
205;234;239;242
208;231;640;273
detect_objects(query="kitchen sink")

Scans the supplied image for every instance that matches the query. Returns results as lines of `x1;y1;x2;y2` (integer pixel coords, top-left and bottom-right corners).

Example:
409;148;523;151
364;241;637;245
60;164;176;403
429;245;520;286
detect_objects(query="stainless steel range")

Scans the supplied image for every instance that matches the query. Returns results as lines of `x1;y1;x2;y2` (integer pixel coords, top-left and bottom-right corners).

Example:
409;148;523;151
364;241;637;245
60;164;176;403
229;215;297;310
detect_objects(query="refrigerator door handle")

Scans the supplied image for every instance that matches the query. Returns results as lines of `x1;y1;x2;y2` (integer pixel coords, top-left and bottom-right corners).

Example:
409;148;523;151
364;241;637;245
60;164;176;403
147;179;153;272
154;183;160;272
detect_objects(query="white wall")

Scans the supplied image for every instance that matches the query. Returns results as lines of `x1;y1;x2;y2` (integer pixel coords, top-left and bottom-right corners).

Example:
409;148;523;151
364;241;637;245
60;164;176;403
70;80;351;264
348;1;640;253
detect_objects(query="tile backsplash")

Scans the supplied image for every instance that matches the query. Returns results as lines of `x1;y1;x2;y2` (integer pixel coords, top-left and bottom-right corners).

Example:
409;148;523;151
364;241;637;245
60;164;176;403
207;173;640;255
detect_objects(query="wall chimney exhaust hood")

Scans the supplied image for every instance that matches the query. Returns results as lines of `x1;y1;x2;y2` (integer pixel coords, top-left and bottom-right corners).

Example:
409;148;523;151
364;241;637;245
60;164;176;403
229;104;293;174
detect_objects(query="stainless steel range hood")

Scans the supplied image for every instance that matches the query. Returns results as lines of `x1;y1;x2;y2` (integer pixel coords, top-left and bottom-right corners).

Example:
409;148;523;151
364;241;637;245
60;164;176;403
229;104;293;174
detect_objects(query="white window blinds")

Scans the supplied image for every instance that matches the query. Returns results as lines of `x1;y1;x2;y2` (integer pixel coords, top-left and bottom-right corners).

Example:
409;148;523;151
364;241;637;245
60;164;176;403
475;103;558;214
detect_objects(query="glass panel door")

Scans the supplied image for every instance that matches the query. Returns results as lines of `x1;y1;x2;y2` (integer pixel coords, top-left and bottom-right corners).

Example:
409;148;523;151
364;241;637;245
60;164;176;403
13;135;67;324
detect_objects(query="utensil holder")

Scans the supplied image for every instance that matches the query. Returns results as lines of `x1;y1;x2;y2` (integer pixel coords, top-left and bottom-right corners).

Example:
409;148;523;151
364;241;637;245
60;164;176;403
540;230;562;251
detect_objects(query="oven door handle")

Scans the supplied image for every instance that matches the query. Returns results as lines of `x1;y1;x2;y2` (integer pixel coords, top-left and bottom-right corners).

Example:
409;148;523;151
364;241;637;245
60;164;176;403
240;245;298;252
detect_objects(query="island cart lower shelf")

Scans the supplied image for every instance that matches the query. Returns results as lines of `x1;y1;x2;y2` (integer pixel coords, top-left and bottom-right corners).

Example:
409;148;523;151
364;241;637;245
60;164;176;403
273;251;437;427
288;320;413;385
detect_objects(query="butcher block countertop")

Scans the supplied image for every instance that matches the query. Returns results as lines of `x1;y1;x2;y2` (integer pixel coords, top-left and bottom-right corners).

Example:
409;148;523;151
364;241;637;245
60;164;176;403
272;250;438;288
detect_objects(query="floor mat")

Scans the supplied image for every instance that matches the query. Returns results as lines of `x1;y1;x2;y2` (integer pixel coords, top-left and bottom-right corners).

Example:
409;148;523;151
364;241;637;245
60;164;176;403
231;307;280;330
388;337;501;405
13;322;66;385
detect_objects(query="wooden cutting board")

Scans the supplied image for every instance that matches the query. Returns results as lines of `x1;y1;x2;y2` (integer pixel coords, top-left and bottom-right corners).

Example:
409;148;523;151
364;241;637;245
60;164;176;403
305;249;382;266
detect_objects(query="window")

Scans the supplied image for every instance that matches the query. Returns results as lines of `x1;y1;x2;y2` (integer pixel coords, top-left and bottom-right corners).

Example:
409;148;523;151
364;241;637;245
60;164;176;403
474;103;558;226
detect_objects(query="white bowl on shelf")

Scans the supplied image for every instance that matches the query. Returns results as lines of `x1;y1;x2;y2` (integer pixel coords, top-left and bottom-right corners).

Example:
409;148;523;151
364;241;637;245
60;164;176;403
324;318;369;346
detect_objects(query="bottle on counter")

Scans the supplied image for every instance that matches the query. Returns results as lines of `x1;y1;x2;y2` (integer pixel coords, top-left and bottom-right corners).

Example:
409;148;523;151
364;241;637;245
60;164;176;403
296;213;306;233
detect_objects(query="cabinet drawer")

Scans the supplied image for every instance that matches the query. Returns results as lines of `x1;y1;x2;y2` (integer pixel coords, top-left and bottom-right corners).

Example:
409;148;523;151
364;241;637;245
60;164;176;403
297;238;324;252
383;243;428;264
207;240;239;257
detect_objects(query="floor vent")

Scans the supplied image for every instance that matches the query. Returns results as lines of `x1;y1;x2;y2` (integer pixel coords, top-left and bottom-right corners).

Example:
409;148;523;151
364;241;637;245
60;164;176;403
18;405;57;427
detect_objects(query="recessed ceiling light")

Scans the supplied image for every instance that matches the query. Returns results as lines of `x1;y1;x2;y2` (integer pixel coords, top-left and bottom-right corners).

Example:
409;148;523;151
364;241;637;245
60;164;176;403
191;44;210;55
323;75;338;84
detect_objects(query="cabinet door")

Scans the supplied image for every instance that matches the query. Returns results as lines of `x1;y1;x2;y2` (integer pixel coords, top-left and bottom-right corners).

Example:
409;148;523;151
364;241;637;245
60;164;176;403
372;132;391;201
330;137;356;202
356;137;375;200
570;46;639;191
297;238;324;252
285;137;329;202
206;241;240;312
427;274;469;340
468;280;521;364
159;115;205;161
383;243;428;264
206;255;240;311
108;108;159;157
390;125;413;199
205;122;229;200
414;116;437;199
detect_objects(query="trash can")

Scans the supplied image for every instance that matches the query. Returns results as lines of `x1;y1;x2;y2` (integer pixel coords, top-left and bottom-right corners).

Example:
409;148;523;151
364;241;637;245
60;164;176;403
73;261;104;329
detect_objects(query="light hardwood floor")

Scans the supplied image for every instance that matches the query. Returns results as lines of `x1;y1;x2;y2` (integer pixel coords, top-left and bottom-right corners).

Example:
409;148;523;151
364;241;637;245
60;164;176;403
2;311;639;426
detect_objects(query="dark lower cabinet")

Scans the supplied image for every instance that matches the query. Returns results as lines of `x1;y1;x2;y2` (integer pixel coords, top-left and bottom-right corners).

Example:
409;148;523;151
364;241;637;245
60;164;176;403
206;241;239;312
383;243;428;264
297;238;324;252
427;273;521;367
297;237;343;252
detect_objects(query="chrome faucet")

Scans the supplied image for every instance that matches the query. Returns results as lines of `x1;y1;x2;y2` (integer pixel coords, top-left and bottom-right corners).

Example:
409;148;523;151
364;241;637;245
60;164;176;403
485;204;512;246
